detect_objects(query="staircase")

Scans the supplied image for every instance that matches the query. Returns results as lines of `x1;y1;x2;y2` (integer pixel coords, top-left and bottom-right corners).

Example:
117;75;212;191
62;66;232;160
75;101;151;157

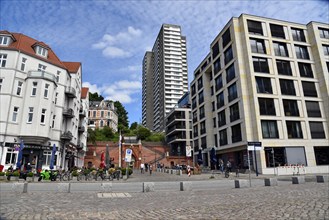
142;145;166;165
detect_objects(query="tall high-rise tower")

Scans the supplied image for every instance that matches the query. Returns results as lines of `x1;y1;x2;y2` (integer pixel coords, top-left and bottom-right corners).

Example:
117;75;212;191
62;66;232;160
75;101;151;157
142;24;188;131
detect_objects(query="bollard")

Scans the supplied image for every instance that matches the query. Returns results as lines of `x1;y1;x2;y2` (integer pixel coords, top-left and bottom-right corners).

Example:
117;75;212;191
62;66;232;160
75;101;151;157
235;179;249;188
180;182;192;191
316;175;329;183
264;178;278;186
292;176;305;184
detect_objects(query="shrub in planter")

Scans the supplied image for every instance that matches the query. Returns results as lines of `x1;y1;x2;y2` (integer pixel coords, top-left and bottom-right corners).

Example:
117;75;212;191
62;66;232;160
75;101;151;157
0;172;5;176
120;167;133;176
12;171;20;177
27;172;34;177
71;170;79;177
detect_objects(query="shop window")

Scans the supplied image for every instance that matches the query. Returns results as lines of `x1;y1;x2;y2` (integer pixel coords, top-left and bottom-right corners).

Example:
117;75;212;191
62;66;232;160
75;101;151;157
5;148;17;164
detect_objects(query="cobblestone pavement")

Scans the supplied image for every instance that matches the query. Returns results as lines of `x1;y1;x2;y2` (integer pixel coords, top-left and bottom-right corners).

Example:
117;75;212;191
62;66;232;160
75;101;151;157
1;182;328;220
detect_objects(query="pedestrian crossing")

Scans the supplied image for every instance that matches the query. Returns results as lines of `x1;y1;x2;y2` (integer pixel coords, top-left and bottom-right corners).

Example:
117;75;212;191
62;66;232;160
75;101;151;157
97;192;132;198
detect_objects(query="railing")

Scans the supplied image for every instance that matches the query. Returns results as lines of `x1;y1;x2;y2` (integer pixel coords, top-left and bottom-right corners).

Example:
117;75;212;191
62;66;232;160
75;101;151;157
78;126;85;132
61;131;73;140
27;71;57;82
63;108;74;118
65;86;76;98
79;110;86;117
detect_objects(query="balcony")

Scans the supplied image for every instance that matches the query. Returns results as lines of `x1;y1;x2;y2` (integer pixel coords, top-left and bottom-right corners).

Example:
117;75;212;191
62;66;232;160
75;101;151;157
78;126;85;133
79;109;86;118
27;71;57;83
63;108;74;118
77;142;85;151
60;131;73;140
65;86;76;98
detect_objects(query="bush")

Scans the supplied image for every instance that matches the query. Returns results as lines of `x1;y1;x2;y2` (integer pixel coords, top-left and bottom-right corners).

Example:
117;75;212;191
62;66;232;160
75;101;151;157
71;170;79;177
12;171;20;176
120;167;133;176
0;172;5;176
27;172;34;177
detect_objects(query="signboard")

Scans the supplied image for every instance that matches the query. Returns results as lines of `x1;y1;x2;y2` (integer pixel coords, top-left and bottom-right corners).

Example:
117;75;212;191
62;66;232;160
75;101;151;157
186;145;192;157
247;141;262;151
125;149;132;162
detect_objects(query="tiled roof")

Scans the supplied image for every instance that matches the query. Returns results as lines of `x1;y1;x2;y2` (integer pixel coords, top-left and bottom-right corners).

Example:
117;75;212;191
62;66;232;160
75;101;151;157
63;61;81;73
81;87;89;99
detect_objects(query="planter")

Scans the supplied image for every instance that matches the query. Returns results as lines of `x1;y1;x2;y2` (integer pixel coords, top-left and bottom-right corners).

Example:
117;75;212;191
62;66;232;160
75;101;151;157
26;177;34;182
10;176;19;181
71;176;78;181
0;176;5;180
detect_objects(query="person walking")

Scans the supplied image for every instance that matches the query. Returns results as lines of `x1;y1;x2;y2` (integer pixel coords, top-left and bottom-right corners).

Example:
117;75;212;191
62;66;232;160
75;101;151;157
140;163;145;174
219;159;224;174
149;164;153;175
226;161;232;173
187;165;191;177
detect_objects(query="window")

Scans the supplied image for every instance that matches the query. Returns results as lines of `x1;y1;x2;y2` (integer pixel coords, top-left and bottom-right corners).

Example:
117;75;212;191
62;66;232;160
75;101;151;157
43;151;52;166
215;74;223;91
218;110;226;127
222;28;231;48
101;111;104;117
192;97;197;109
213;118;216;128
56;71;60;82
276;60;292;75
199;106;205;119
194;140;199;151
231;124;242;143
40;109;46;124
283;99;299;116
36;46;47;57
210;86;214;96
256;77;273;94
213;57;221;75
214;134;218;147
261;120;279;138
250;38;266;54
270;24;285;38
38;64;47;71
253;57;269;73
280;79;295;95
27;107;34;123
323;45;329;56
198;91;204;105
212;42;219;59
247;20;263;35
16;81;23;96
273;42;288;57
31;82;37;96
305;101;321;117
54;92;58;104
100;120;104;127
201;136;207;149
191;84;196;96
0;78;3;92
52;115;56;128
228;83;237;102
44;83;49;98
193;125;198;137
286;121;303;138
229;103;240;122
0;36;9;45
224;46;233;65
93;111;96;117
20;58;27;71
216;92;224;109
309;122;325;139
319;28;329;39
295;45;309;59
0;54;7;67
219;129;228;146
226;63;235;83
197;77;203;90
12;107;19;122
291;28;306;42
298;62;313;78
258;98;275;115
5;148;16;165
212;101;215;112
192;111;197;123
302;81;317;97
314;147;329;165
200;121;206;135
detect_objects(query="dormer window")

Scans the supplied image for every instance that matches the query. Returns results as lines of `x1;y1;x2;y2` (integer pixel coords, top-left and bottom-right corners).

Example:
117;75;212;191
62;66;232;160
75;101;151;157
36;46;48;57
0;36;10;46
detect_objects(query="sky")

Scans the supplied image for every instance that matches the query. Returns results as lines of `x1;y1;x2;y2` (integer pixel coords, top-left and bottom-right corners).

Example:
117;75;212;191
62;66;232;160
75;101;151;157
1;0;328;125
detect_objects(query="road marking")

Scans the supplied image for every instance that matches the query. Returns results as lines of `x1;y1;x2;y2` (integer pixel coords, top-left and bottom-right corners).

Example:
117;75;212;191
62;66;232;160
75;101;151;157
97;193;132;198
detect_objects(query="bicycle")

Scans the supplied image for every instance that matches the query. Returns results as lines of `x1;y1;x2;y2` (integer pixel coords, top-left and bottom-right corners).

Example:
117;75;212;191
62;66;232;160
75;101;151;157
58;171;70;181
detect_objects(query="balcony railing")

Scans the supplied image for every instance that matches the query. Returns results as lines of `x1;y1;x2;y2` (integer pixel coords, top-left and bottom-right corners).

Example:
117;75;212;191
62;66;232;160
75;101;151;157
78;126;85;132
60;131;73;140
27;71;57;83
79;110;86;117
63;108;74;118
65;86;76;98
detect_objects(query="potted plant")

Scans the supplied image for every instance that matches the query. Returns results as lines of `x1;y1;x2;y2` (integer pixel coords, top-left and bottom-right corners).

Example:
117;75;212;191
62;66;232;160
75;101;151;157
0;171;5;180
10;170;20;181
71;170;78;181
26;172;34;182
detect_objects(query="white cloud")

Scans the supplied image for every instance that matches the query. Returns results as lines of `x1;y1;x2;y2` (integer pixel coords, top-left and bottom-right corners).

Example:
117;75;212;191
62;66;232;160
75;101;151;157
92;26;143;58
119;65;141;72
82;82;101;94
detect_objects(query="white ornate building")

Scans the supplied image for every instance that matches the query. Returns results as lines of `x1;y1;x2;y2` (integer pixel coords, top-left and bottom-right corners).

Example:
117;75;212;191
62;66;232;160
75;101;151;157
0;30;89;171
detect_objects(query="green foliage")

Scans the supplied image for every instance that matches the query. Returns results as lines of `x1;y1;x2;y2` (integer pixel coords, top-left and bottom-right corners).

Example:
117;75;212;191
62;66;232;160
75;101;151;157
88;127;115;142
12;171;20;176
0;172;5;176
89;92;104;101
72;170;79;177
146;132;165;142
136;125;151;140
27;172;34;177
130;122;138;130
120;167;133;176
87;128;97;144
114;101;129;130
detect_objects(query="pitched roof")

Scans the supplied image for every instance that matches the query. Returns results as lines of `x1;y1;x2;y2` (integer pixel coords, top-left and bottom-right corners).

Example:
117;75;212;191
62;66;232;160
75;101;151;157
0;30;67;69
81;87;89;99
62;61;81;73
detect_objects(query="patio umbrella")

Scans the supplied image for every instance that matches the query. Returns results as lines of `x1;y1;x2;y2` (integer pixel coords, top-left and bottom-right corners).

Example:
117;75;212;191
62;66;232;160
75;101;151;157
105;144;110;167
99;151;105;169
197;149;203;165
16;140;24;169
49;144;56;170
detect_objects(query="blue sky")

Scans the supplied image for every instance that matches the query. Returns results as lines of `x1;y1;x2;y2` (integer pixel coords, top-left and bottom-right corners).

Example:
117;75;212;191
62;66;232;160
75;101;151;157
1;0;328;125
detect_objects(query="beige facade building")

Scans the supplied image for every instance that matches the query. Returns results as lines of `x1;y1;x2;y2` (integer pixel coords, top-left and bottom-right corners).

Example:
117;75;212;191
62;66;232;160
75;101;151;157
88;100;118;132
191;14;329;174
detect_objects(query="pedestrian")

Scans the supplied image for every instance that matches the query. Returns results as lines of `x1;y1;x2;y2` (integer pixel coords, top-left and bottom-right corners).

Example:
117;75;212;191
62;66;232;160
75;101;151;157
219;159;224;174
149;164;153;175
187;165;191;177
226;161;232;173
140;163;145;174
26;163;32;172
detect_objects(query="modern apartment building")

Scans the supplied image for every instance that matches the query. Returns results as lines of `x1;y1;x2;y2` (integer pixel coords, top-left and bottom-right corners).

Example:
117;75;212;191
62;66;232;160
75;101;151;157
165;92;192;157
88;100;118;132
142;24;188;132
0;30;88;171
190;14;329;174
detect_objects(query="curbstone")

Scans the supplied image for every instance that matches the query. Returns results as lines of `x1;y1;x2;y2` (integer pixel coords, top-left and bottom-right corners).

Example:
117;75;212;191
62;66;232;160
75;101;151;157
316;175;329;183
57;183;70;193
180;182;192;191
235;179;249;188
143;182;155;192
264;178;278;186
11;183;24;193
292;176;305;184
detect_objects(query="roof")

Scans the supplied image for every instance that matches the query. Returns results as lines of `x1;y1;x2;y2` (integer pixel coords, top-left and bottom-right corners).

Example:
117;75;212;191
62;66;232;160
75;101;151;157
81;87;89;99
63;61;81;73
0;30;67;69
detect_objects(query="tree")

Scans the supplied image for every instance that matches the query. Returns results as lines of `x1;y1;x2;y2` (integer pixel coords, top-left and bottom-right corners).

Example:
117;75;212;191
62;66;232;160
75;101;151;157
136;125;151;140
89;92;104;101
87;128;97;144
114;101;129;131
102;126;114;139
130;122;138;130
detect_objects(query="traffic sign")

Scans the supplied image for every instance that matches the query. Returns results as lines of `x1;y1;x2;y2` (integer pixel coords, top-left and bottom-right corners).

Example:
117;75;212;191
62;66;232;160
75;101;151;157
186;145;192;157
125;149;132;162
